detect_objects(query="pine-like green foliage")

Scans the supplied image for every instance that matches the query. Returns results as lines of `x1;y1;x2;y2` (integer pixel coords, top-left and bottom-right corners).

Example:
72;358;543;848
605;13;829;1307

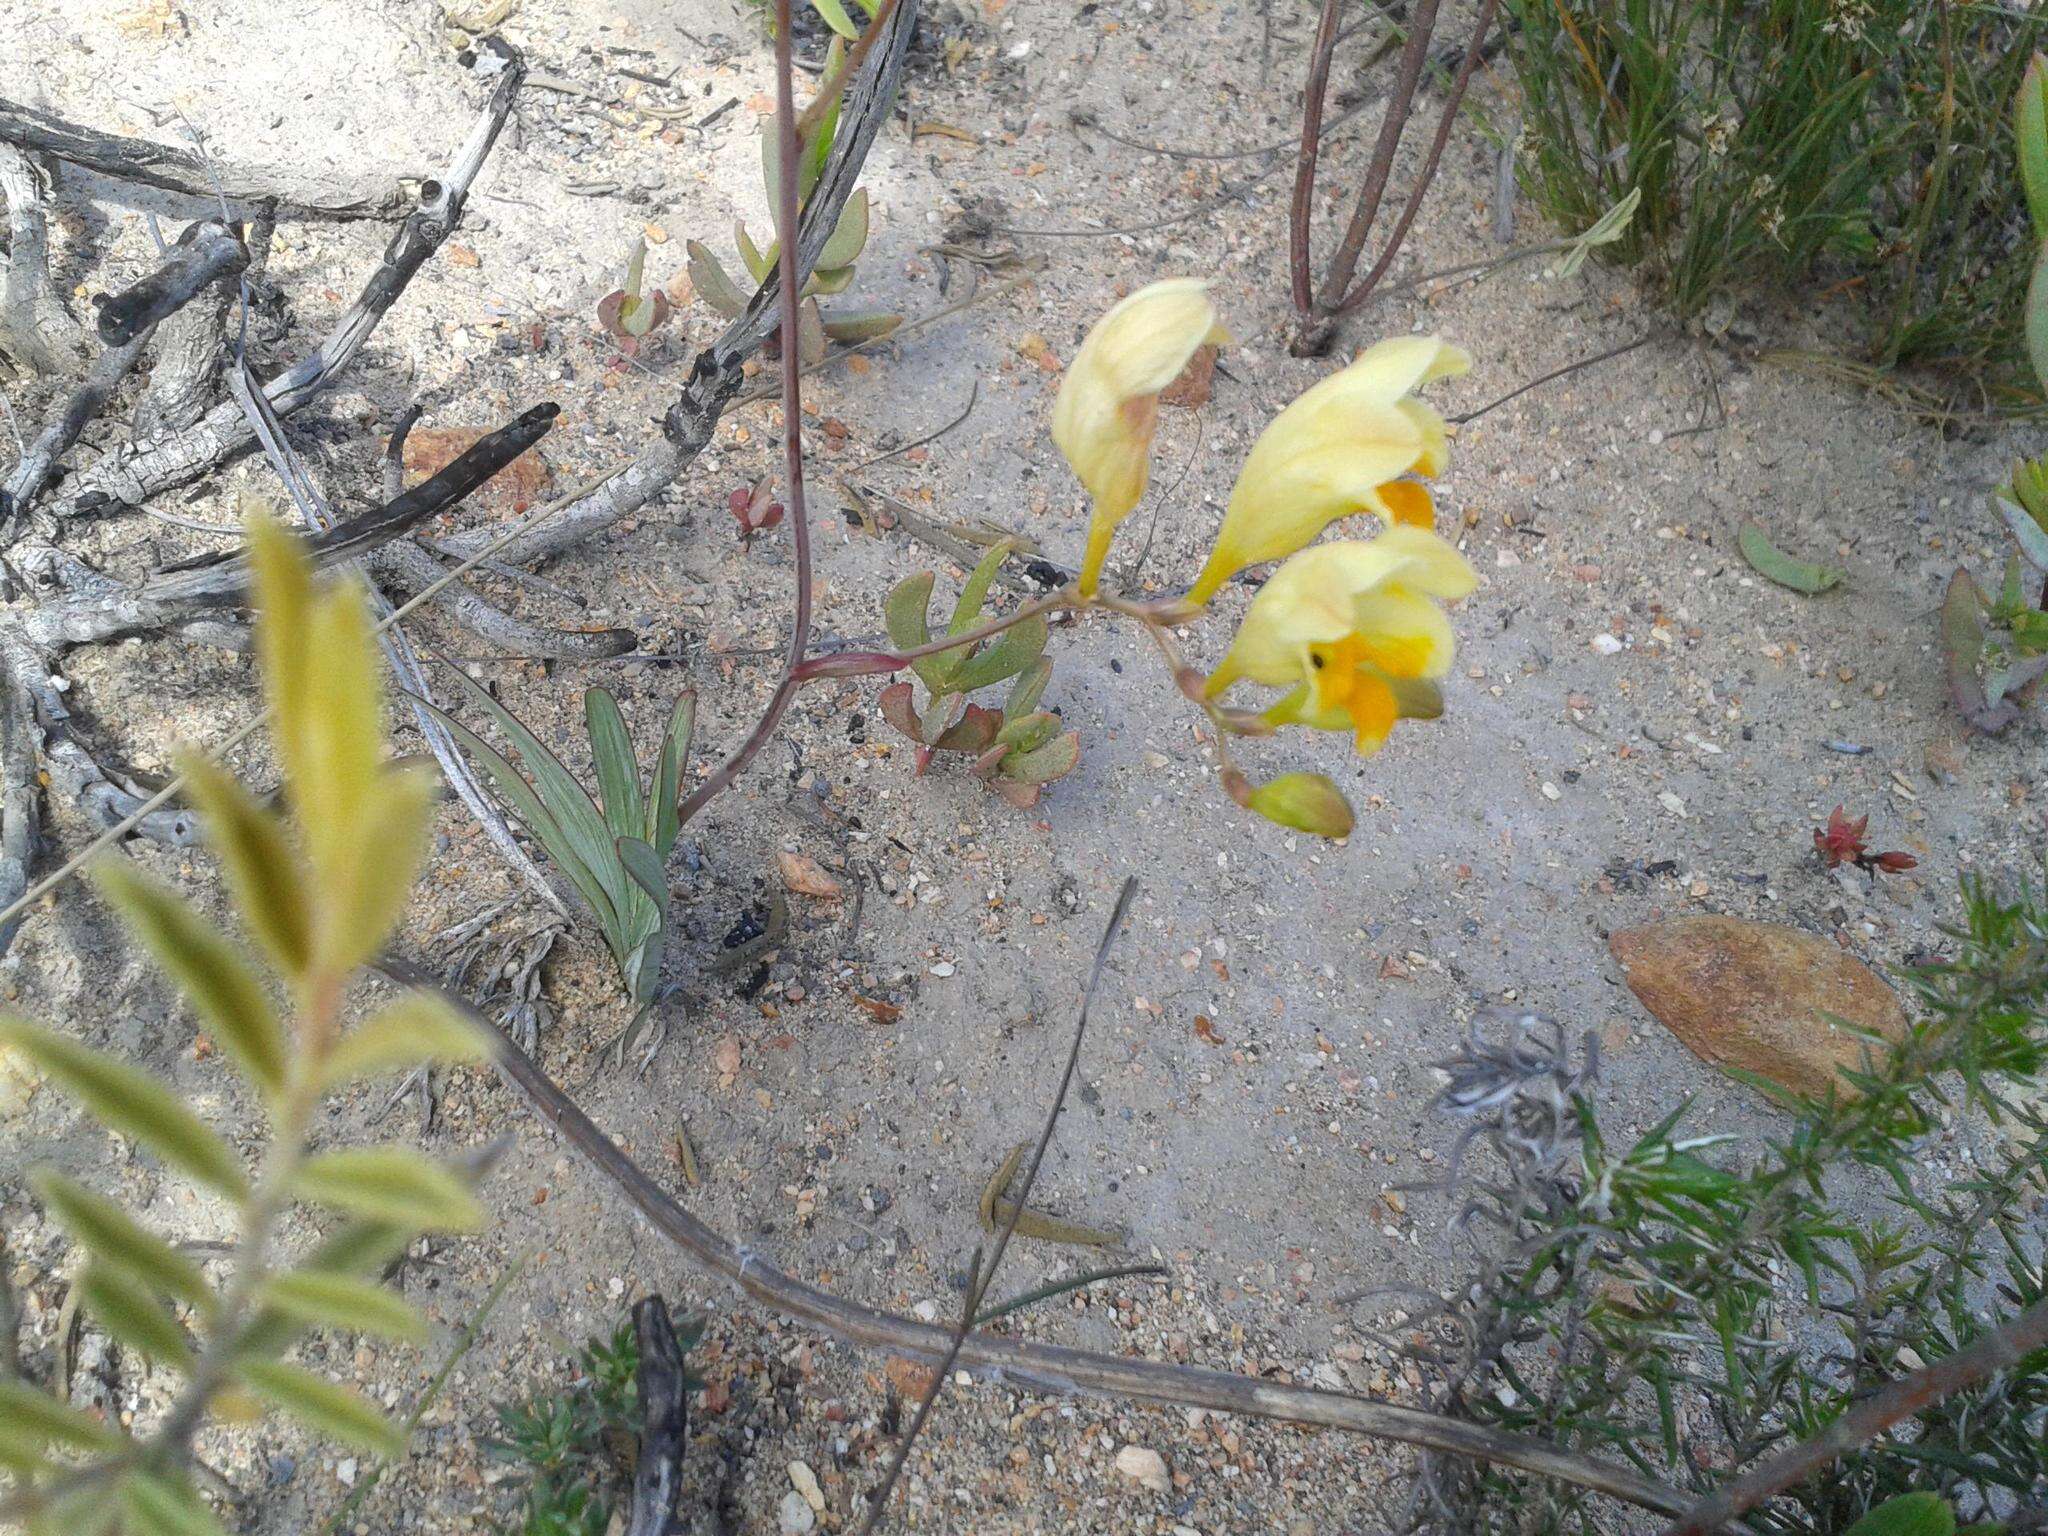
1;517;491;1534
1408;880;2048;1533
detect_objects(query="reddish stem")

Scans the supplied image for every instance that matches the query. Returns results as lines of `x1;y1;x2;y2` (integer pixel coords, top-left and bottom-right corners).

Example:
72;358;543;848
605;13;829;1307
674;0;812;829
1288;0;1344;316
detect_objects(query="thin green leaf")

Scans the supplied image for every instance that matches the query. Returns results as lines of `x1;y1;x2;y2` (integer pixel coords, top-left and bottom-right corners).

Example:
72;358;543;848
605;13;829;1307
2018;54;2048;239
412;698;617;935
90;859;284;1096
1737;522;1844;594
120;1472;230;1536
293;1148;485;1233
615;836;668;908
0;1020;246;1197
31;1170;210;1308
239;1218;416;1360
818;309;902;343
583;688;645;842
437;667;633;937
236;1357;406;1458
0;1378;122;1460
324;992;489;1087
647;692;695;856
803;263;857;297
1005;657;1052;718
176;753;312;980
736;218;772;284
259;1270;427;1342
948;540;1014;636
79;1262;194;1370
2029;241;2048;399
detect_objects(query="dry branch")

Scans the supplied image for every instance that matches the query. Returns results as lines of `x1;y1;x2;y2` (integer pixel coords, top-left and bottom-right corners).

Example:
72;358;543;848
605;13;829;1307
135;209;275;437
0;143;90;377
373;963;1691;1518
0;95;417;222
625;1296;692;1536
38;46;525;524
94;219;248;345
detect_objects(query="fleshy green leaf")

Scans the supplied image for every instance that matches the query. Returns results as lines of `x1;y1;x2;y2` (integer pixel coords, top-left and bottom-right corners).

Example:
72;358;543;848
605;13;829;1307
1005;657;1052;718
884;570;934;651
235;1357;406;1458
616;836;668;908
258;1270;427;1343
803;263;858;297
2029;241;2048;399
324;992;489;1087
819;309;902;343
31;1170;211;1308
1246;772;1355;839
293;1148;485;1232
647;692;695;857
686;241;748;317
2019;54;2048;240
997;729;1080;787
736;219;772;284
993;709;1059;755
817;188;870;272
79;1262;194;1370
0;1378;122;1464
176;753;312;980
583;688;646;843
808;0;860;40
1843;1493;1955;1536
0;1020;246;1197
1737;522;1843;594
120;1472;230;1536
949;541;1013;637
90;860;285;1097
950;614;1048;692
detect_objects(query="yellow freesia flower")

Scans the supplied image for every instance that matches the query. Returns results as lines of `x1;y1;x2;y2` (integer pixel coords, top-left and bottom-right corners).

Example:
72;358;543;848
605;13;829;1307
1186;335;1468;606
1206;526;1477;756
1051;279;1231;595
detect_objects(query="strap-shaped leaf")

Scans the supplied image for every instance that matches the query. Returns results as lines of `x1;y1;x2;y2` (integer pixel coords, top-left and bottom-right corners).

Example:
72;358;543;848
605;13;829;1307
817;188;870;272
176;754;311;980
1999;490;2048;570
819;309;903;344
2029;242;2048;399
288;576;386;904
247;516;314;824
948;541;1014;637
31;1170;210;1309
735;218;772;284
258;1270;426;1343
686;241;748;317
293;1148;484;1233
0;1020;246;1197
808;0;859;41
324;993;488;1087
616;836;668;907
412;698;618;938
90;860;284;1097
320;764;435;978
583;689;646;843
120;1471;228;1536
803;263;858;297
436;667;633;938
647;692;696;856
1005;657;1052;718
79;1262;194;1370
950;613;1047;693
2020;54;2048;240
0;1379;122;1462
235;1357;405;1458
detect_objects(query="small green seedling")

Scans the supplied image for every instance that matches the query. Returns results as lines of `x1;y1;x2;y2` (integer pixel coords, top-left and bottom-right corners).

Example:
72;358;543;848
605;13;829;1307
423;676;695;1011
595;236;672;356
687;38;900;364
877;543;1080;809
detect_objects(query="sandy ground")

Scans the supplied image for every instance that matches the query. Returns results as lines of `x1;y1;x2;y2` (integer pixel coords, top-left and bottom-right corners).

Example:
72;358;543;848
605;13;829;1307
2;0;2043;1530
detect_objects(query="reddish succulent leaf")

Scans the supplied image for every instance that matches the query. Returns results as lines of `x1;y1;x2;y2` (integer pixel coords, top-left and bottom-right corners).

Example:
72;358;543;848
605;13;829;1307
933;704;1003;755
969;743;1010;781
989;776;1043;809
877;681;921;743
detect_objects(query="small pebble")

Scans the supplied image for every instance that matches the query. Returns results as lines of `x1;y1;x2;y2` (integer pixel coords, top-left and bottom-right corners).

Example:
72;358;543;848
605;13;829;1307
1114;1444;1171;1495
1590;633;1625;655
778;1490;817;1534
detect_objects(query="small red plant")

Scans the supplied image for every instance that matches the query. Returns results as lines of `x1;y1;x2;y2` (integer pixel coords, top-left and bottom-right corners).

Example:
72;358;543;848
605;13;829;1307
1814;806;1917;875
728;476;785;550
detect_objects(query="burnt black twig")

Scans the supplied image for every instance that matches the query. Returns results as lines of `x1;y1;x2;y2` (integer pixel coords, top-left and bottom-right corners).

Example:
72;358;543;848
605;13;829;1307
94;220;248;345
625;1296;693;1536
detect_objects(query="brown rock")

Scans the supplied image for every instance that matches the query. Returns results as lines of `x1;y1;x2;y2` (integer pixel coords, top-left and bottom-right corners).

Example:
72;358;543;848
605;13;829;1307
399;426;552;513
1609;916;1907;1100
884;1356;936;1398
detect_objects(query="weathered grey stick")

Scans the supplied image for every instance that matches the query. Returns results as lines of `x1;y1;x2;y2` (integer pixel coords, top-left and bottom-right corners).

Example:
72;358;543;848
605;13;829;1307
624;1297;691;1536
41;46;526;523
0;95;416;222
0;143;90;377
433;2;916;567
2;318;156;523
135;209;275;438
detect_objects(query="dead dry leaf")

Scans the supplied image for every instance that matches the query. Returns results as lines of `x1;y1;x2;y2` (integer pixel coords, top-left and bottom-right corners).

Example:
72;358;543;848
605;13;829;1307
777;850;844;900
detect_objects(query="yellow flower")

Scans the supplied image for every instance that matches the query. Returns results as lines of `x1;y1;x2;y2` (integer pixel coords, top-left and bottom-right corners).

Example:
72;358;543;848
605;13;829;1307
1187;335;1467;606
1051;279;1231;595
1206;526;1476;756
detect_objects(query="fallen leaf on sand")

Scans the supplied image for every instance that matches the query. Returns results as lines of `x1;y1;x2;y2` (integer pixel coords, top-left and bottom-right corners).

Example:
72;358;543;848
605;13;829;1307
852;994;902;1024
1159;343;1216;408
1609;916;1907;1100
712;1034;742;1084
885;1356;936;1398
401;426;552;513
1193;1014;1225;1046
777;850;844;900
